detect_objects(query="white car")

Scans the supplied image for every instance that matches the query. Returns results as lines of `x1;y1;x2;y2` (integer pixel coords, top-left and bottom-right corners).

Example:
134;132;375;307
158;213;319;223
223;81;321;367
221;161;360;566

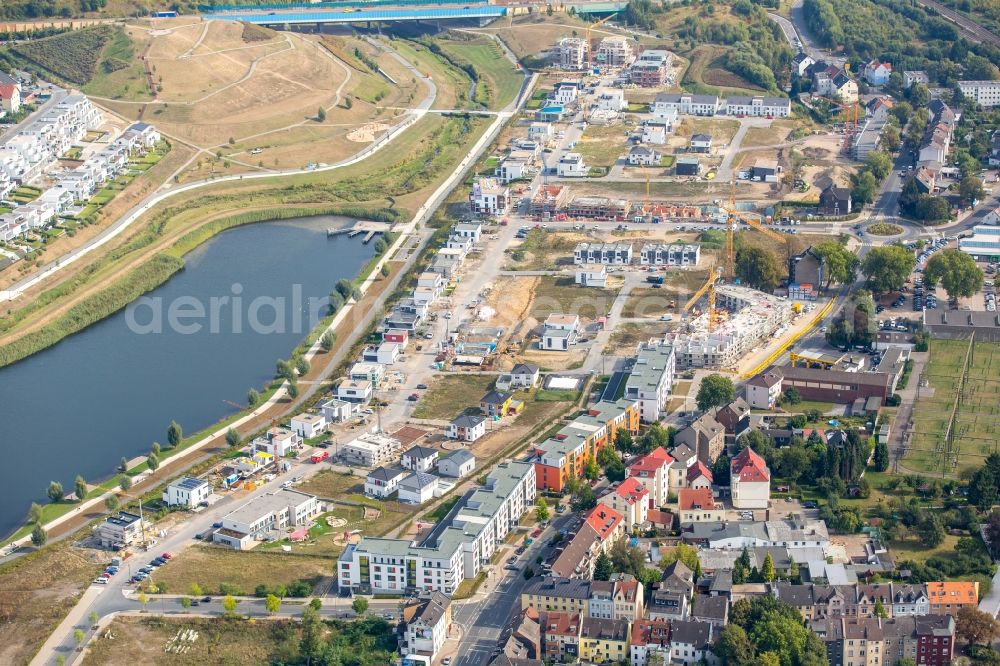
820;326;828;333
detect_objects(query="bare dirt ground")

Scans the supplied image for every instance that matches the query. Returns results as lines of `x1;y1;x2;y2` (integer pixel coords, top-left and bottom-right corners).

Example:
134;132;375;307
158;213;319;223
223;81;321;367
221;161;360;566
347;122;391;142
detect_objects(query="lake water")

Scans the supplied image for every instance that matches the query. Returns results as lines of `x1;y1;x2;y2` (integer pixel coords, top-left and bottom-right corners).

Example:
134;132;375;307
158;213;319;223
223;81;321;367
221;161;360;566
0;215;375;539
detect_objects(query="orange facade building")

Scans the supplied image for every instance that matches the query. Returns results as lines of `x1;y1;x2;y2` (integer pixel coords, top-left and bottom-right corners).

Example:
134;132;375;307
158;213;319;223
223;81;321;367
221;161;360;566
533;399;640;492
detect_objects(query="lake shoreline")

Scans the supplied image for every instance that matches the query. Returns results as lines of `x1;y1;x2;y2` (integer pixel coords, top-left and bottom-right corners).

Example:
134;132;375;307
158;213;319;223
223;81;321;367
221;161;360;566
0;208;382;369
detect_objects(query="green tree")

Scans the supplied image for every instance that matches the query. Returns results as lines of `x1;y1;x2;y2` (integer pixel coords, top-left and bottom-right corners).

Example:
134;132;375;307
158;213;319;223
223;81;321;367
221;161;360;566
189;583;203;596
874;598;888;619
309;598;322;611
915;512;946;547
181;596;191;610
957;605;1000;645
119;475;132;491
28;502;42;524
584;455;600;482
167;420;182;448
614;427;635;454
320;330;336;352
31;523;47;547
73;628;85;647
119;457;128;473
150;442;161;457
104;494;120;512
317;106;326;122
299;605;324;664
873;440;890;472
861;246;916;294
89;611;99;627
814;240;859;290
247;387;261;406
47;481;64;503
782;386;801;405
222;594;237;615
344;96;353;109
697;374;736;411
265;593;281;615
276;359;294;381
712;624;755;665
851;170;878;206
535;496;550;522
881;124;901;152
865;151;892;181
733;547;752;584
147;453;160;472
287;379;299;400
138;591;148;610
295;356;310;376
225;428;240;448
924;249;984;302
380;264;390;277
593;551;614;581
352;597;369;615
959;175;987;207
735;246;782;291
571;483;597;512
761;552;775;582
334;278;353;300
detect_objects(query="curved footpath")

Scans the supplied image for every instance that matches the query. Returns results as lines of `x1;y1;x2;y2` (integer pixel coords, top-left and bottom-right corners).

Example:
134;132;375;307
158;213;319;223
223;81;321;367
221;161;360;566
26;60;536;665
0;40;433;303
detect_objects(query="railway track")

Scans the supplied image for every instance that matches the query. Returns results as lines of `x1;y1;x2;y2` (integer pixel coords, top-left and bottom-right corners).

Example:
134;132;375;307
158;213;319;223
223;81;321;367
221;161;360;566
915;0;1000;49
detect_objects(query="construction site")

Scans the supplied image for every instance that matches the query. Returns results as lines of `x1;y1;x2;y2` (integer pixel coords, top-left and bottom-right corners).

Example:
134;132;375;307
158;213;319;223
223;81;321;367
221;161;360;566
672;284;795;369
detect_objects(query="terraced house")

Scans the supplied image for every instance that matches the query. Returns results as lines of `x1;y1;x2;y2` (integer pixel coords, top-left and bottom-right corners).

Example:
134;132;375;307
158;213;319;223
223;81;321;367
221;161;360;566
338;461;535;594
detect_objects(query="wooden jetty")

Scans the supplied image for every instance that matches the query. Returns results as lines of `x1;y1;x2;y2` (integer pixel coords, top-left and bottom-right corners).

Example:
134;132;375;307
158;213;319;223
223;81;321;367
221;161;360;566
328;220;392;243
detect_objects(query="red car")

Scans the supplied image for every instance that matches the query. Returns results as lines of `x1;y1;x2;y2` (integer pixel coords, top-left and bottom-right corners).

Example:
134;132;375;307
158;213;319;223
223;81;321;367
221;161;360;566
161;552;173;560
531;528;543;538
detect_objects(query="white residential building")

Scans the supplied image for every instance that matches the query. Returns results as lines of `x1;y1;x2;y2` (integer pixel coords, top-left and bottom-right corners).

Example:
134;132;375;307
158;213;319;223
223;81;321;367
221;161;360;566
628;145;660;165
903;70;929;87
336;379;374;404
398;471;440;505
639;243;700;266
290;413;327;439
574;242;633;265
959;80;1000;108
653;93;721;117
447;414;487;442
745;371;783;409
641;123;668;145
252;427;301;458
624;342;675;423
730;447;771;509
575;266;608;288
863;59;892;85
400;592;452;663
365;465;409;498
469;177;510;217
213;489;320;549
557;152;588;177
596;88;627;112
402;445;438;473
340;432;401;468
319;397;359;423
725;95;791;118
439;449;476;478
162;477;211;508
596;36;634;67
338;461;536;594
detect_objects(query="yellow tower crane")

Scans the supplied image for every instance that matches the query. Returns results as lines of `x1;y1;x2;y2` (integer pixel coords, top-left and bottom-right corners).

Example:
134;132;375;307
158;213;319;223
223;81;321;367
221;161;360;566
684;267;723;331
587;13;618;71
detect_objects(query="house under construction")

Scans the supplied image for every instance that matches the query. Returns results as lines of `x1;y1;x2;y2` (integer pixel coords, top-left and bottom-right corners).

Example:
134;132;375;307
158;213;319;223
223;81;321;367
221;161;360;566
673;285;793;369
567;196;632;221
531;184;571;219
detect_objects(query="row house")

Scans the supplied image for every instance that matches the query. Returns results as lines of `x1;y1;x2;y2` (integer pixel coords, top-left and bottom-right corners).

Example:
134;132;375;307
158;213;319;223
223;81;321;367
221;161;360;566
812;615;955;666
552;504;625;579
639;243;700;266
725;95;792;117
653;92;722;117
339;461;535;595
773;582;943;621
573;241;633;265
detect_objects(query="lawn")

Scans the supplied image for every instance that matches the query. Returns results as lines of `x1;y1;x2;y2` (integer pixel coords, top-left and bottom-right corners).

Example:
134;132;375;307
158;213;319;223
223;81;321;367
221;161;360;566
296;470;365;498
529;275;618;321
742;121;797;147
906;339;1000;477
412;374;496;420
437;36;523;110
81;616;398;666
890;534;960;566
575;124;630;169
149;545;333;597
0;540;105;666
674;117;741;144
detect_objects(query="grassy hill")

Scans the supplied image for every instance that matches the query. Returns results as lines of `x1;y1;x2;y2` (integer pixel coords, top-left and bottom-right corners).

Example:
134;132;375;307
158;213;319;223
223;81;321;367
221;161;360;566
5;25;117;85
